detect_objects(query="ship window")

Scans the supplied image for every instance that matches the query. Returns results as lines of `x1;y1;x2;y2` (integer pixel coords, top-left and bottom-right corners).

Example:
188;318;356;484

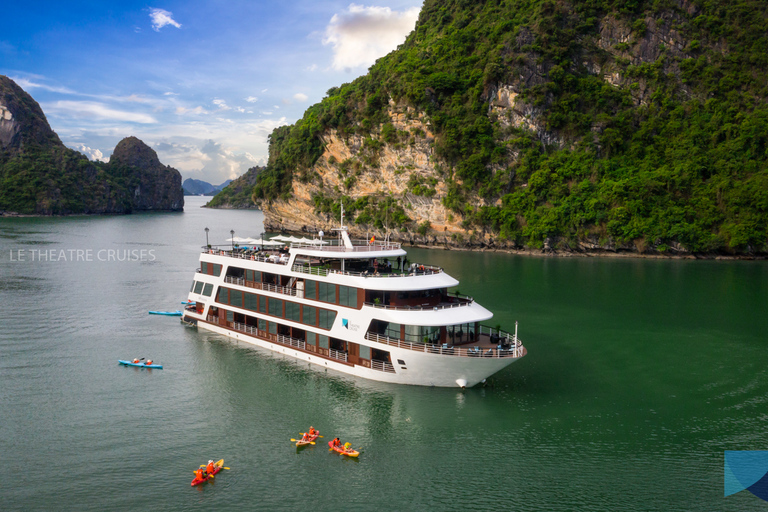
397;359;406;365
302;305;316;326
258;318;267;331
212;264;222;277
384;322;401;340
226;310;233;322
338;285;357;308
404;325;440;344
194;281;204;294
306;332;316;345
244;292;258;311
318;334;329;348
268;322;277;334
359;345;371;360
258;295;266;313
318;309;336;330
319;282;336;303
201;261;209;274
216;287;229;304
230;290;243;308
285;301;301;322
202;283;213;297
190;280;196;292
269;298;283;317
305;280;316;300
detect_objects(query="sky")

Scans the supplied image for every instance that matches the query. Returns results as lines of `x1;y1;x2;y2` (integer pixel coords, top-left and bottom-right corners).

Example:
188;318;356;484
1;1;423;184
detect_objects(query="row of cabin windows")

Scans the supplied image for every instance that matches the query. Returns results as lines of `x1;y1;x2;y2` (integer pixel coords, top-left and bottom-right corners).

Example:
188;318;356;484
216;286;336;330
200;261;222;277
220;308;372;360
304;280;356;307
226;266;358;308
190;281;214;297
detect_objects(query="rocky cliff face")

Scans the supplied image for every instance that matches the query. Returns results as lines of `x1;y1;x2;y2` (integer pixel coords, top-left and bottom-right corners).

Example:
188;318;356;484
0;76;183;215
0;76;61;152
109;136;184;211
259;0;755;256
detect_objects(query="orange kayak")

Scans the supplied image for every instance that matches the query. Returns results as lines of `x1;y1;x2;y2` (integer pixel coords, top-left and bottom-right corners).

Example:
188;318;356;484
328;441;359;457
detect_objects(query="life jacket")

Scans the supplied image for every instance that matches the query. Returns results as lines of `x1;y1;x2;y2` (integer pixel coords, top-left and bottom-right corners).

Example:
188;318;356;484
146;361;153;365
206;463;215;474
133;359;140;363
195;469;204;479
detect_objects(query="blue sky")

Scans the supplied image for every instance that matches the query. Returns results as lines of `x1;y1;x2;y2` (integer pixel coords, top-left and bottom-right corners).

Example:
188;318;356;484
1;1;423;184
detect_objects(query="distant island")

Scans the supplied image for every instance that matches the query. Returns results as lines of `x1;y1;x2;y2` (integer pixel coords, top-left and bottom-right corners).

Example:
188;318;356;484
207;0;768;258
0;75;183;215
204;166;264;209
183;178;232;196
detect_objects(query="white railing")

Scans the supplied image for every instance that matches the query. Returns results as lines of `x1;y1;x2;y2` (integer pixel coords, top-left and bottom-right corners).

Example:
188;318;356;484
276;333;306;351
291;264;443;279
328;348;348;363
291;240;401;252
364;294;474;311
224;276;300;297
203;248;288;265
371;359;396;373
364;332;524;359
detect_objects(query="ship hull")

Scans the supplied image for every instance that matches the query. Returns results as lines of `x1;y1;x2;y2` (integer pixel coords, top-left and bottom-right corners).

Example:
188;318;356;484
193;318;522;388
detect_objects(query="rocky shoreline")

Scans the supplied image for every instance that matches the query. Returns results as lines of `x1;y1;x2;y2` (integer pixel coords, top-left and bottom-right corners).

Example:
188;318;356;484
262;221;765;261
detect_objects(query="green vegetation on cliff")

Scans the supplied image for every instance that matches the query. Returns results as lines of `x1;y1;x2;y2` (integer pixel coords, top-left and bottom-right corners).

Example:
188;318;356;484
252;0;768;253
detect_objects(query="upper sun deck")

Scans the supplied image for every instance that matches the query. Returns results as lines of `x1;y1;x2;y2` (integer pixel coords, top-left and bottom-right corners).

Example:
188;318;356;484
290;239;406;259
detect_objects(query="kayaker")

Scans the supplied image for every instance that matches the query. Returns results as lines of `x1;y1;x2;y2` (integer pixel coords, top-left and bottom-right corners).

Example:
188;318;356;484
195;468;205;480
206;460;215;475
308;426;318;437
331;437;341;449
133;358;140;364
343;442;352;452
146;360;153;366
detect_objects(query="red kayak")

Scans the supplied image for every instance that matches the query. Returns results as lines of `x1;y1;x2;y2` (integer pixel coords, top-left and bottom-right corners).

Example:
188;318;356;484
328;441;360;457
191;459;224;486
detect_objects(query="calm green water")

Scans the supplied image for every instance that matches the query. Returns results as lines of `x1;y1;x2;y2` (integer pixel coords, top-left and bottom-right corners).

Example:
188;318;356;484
1;196;767;511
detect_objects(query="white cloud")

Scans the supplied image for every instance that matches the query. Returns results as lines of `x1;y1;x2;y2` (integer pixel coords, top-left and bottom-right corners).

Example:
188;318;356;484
149;8;181;32
176;105;208;115
293;93;309;102
11;76;76;95
324;4;419;71
245;96;258;103
213;99;231;110
71;143;108;163
42;100;157;123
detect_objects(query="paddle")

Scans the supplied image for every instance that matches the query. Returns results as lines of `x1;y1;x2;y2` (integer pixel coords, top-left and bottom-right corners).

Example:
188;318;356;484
292;438;316;445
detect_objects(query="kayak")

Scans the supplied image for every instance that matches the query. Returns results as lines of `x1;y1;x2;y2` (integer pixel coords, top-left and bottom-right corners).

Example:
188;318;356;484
191;459;224;486
118;360;163;369
328;441;360;457
149;310;182;316
296;433;319;447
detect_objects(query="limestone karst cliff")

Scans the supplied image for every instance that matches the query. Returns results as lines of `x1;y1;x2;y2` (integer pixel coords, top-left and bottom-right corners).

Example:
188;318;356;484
0;76;183;215
223;0;768;256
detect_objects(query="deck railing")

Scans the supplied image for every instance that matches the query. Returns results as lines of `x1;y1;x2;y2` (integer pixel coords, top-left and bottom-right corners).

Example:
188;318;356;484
364;293;474;311
371;359;396;373
203;247;289;265
291;239;401;252
224;276;301;297
291;263;443;279
328;348;348;363
364;331;524;359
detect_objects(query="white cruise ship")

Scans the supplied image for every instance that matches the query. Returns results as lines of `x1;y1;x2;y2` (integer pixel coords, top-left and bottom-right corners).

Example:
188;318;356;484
183;221;526;388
